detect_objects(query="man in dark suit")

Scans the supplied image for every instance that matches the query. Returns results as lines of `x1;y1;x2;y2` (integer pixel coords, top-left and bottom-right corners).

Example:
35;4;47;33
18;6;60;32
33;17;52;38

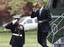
3;19;25;47
22;2;51;47
31;3;52;47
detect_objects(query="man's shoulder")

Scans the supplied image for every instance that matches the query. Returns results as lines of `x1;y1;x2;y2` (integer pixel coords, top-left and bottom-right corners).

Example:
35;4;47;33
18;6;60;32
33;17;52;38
44;7;49;11
43;7;50;13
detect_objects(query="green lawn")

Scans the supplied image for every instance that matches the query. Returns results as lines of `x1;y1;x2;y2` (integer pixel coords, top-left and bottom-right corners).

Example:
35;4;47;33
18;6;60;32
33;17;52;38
0;31;52;47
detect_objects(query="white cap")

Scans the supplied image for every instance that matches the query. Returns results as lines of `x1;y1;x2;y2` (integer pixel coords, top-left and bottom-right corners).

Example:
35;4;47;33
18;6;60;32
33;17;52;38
13;15;21;19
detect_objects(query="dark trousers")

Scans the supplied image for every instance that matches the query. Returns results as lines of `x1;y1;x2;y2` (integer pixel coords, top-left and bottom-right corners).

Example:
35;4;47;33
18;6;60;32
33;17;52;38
12;45;23;47
38;31;48;47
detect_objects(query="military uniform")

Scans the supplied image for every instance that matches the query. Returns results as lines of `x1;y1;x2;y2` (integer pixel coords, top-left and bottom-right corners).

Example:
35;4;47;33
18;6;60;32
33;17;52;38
31;7;51;47
5;22;25;47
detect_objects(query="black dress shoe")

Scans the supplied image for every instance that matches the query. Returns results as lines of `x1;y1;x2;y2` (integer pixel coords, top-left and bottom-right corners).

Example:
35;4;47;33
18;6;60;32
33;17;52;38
43;46;48;47
46;46;48;47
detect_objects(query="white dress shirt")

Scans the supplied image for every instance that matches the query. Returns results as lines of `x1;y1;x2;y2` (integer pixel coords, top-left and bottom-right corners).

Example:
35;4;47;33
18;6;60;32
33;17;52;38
39;6;44;15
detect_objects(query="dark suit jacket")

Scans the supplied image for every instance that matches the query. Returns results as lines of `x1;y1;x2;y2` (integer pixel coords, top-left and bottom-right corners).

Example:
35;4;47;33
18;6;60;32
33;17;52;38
31;7;52;45
31;7;52;32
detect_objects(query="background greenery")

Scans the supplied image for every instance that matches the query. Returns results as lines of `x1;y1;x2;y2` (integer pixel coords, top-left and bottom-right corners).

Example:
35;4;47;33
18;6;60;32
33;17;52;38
8;0;48;14
0;31;52;47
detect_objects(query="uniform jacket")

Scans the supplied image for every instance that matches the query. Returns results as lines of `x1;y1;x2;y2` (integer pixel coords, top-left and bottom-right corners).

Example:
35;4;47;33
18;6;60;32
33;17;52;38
5;22;25;45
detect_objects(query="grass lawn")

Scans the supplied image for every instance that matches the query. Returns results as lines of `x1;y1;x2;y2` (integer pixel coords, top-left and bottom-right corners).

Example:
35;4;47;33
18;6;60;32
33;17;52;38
0;31;52;47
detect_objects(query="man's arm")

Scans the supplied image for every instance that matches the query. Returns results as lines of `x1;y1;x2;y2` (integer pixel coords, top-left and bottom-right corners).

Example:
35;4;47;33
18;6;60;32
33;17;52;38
31;11;36;18
31;10;39;18
45;8;52;22
5;23;12;29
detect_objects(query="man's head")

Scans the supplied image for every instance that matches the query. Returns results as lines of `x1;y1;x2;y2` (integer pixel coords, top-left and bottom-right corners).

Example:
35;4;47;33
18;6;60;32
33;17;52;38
33;1;46;9
12;17;20;25
33;2;42;9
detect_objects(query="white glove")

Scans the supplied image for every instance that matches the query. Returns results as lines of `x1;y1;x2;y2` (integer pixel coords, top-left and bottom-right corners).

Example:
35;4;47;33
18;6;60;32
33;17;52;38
2;23;8;27
12;19;17;24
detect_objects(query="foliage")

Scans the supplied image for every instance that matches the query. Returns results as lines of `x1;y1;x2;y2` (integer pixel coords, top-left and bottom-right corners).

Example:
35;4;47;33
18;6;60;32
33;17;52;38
8;0;26;14
0;31;52;47
0;0;48;15
0;27;10;32
8;0;48;15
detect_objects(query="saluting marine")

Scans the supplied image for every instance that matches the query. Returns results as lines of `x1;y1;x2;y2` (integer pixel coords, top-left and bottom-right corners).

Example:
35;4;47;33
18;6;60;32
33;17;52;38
3;18;25;47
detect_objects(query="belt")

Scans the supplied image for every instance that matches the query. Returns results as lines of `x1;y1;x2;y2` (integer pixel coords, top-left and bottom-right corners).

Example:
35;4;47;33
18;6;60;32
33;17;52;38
38;20;47;23
12;33;22;37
